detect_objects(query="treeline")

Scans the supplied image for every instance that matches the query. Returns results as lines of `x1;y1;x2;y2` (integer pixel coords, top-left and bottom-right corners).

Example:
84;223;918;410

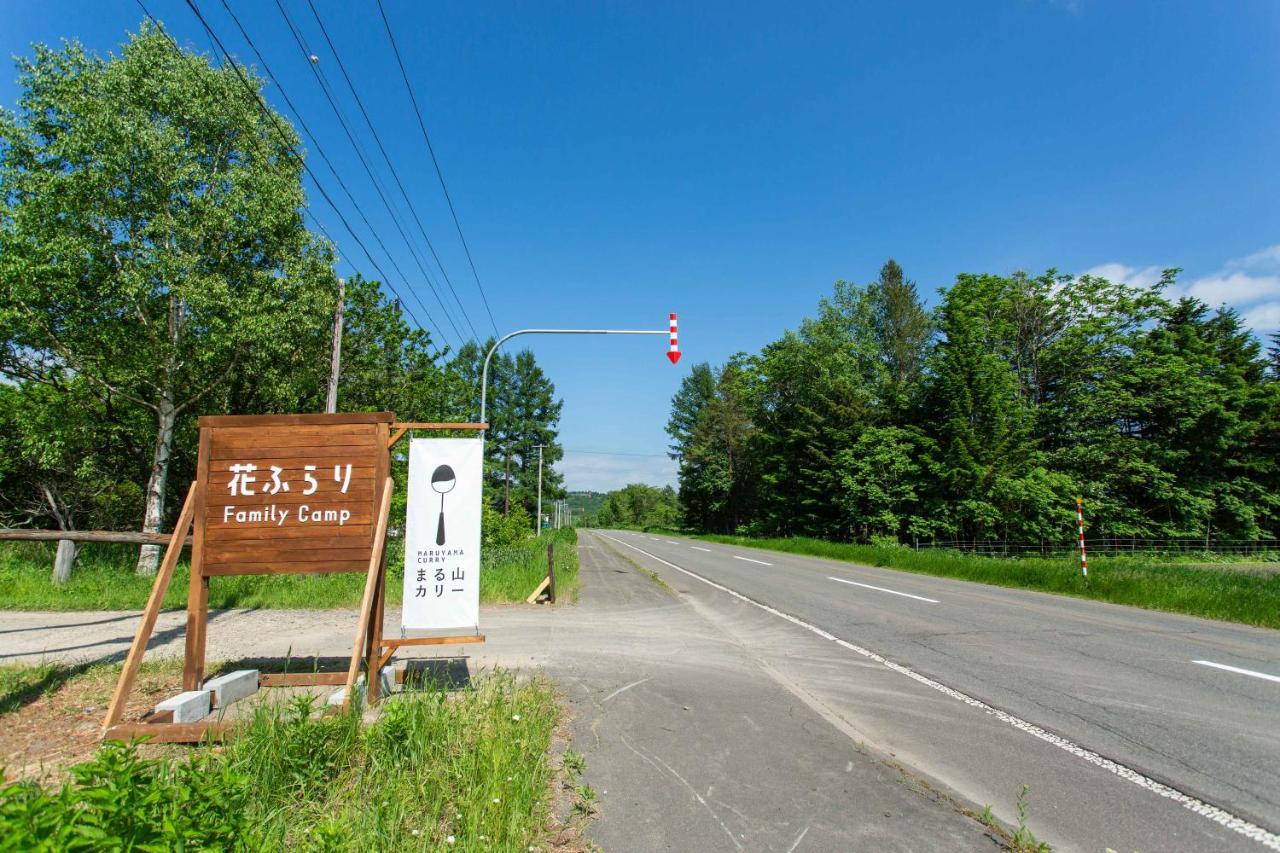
0;26;562;572
587;483;680;529
669;260;1280;543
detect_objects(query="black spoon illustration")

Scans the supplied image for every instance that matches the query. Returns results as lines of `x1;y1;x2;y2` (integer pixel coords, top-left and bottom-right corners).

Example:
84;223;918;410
431;464;456;546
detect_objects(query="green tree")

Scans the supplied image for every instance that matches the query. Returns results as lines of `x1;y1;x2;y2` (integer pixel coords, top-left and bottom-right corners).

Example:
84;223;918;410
595;483;679;529
868;259;932;408
835;426;936;542
679;357;758;533
754;281;883;537
666;362;716;459
0;26;335;572
0;379;147;581
926;273;1073;541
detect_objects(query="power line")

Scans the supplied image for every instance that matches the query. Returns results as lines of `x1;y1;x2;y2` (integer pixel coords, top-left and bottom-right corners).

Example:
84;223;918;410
565;449;675;458
375;0;500;336
305;0;489;341
269;0;476;343
186;0;458;349
134;0;443;353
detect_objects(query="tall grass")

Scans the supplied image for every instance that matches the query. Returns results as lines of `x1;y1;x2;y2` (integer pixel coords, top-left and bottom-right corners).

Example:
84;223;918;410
0;529;580;611
480;528;579;603
0;671;562;850
697;534;1280;629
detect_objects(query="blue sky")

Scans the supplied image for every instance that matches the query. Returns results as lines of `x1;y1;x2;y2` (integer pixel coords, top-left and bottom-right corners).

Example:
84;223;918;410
3;1;1279;490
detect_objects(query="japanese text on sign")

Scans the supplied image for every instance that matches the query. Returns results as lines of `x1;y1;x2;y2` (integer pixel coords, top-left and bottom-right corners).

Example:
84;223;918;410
402;438;482;631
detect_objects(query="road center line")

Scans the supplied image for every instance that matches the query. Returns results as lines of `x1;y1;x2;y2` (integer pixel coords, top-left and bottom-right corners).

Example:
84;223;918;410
691;546;712;552
1193;660;1280;684
597;533;1280;851
733;555;773;566
827;576;939;603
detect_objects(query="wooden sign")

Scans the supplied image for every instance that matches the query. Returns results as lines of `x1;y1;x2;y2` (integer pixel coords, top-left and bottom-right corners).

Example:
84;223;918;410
103;413;489;744
194;412;393;576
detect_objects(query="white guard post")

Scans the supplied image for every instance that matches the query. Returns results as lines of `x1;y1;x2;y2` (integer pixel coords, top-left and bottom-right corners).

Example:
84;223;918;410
402;437;483;633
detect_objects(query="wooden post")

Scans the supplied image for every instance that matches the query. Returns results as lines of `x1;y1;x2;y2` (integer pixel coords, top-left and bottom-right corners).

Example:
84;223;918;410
103;483;197;735
547;541;556;604
183;426;213;690
366;546;386;705
345;476;394;709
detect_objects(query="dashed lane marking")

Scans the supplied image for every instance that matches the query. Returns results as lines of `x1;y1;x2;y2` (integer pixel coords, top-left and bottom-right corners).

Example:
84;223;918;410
599;534;1280;851
1193;660;1280;684
828;576;939;604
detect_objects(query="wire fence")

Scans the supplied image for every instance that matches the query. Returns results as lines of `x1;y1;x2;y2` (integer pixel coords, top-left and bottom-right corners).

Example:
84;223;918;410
917;538;1280;558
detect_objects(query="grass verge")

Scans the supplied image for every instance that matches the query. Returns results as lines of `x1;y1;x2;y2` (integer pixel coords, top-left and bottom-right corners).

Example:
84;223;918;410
695;534;1280;629
1;668;570;850
0;529;579;611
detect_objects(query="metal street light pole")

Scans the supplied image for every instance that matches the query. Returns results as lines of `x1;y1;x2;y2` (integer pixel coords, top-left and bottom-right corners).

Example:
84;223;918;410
478;327;673;428
476;322;680;539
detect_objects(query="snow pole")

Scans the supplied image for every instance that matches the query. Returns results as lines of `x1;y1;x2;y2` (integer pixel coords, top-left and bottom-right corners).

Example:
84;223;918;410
1076;496;1088;578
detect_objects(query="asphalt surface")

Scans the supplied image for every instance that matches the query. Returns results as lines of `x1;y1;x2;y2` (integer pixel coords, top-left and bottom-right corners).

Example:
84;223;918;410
2;539;1001;852
6;531;1277;851
596;529;1280;852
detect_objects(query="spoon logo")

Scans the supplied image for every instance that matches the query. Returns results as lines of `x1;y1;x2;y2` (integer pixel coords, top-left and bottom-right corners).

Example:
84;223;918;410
430;464;456;545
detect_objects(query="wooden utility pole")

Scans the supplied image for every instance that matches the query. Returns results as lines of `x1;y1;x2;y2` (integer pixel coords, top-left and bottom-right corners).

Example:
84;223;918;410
325;278;346;414
503;443;512;515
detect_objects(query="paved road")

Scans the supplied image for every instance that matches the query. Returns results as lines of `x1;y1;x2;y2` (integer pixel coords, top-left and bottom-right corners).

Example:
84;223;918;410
596;529;1280;852
1;539;1001;852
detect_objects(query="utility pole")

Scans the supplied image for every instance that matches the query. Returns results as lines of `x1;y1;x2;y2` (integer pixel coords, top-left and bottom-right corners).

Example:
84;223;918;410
534;444;547;536
325;278;346;414
503;443;512;516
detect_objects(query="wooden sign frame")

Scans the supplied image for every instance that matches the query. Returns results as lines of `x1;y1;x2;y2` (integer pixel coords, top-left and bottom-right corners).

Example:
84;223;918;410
102;415;487;743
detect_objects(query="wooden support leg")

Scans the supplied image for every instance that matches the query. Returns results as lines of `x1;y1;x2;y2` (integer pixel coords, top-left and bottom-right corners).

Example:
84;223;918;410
367;549;387;705
345;476;394;709
183;571;210;691
103;483;197;736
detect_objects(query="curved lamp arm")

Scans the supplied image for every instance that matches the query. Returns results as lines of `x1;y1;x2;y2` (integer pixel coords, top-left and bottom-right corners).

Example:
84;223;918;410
478;328;667;429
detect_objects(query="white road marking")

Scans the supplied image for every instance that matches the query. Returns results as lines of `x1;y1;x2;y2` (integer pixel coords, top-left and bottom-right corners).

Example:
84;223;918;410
691;546;713;552
1193;660;1280;684
603;676;653;703
662;539;678;544
733;555;773;566
827;576;939;604
649;537;662;541
599;534;1280;851
786;825;810;852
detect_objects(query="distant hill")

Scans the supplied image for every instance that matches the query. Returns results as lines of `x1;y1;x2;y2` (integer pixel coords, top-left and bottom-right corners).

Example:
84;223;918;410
565;491;608;521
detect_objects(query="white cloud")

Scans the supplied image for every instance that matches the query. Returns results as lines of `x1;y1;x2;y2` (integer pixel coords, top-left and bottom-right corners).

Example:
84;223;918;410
1081;263;1165;290
1185;272;1280;306
1230;245;1280;270
558;452;677;493
1244;302;1280;332
1083;244;1280;332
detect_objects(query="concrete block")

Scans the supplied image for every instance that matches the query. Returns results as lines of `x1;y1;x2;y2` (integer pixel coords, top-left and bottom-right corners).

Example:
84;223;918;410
326;683;365;709
380;666;397;695
156;690;211;723
204;669;259;708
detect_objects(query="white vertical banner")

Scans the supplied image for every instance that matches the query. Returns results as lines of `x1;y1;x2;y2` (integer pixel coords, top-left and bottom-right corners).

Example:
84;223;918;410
402;437;482;631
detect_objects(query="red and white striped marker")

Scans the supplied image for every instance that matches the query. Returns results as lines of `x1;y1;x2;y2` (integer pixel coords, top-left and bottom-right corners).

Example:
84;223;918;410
667;313;681;364
1076;496;1088;577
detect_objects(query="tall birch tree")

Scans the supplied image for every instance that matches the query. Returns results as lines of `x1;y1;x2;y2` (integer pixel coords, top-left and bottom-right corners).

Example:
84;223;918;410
0;26;335;573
